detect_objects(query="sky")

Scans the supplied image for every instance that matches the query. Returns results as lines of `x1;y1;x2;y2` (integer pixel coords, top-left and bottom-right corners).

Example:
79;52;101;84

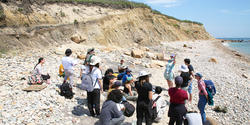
131;0;250;38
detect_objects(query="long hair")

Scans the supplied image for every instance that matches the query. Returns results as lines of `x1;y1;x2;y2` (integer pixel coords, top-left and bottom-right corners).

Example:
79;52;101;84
34;57;44;69
105;68;114;76
107;90;123;103
139;75;149;85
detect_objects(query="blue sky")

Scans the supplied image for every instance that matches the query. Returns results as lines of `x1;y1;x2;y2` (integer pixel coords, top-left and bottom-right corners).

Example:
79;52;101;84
131;0;250;38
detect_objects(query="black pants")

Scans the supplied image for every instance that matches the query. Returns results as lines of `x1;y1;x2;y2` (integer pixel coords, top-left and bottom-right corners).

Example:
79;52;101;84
41;74;50;80
87;89;100;116
169;117;183;125
136;101;152;125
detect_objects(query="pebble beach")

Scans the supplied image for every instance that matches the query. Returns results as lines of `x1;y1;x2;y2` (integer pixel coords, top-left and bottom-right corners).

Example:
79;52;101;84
0;40;249;125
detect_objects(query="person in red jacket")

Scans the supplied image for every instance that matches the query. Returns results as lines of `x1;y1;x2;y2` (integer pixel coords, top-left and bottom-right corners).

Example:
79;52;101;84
168;76;188;125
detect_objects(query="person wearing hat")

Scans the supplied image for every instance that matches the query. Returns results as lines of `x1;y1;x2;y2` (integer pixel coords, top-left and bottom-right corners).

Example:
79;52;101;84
84;48;95;65
62;49;77;87
195;73;208;124
122;69;133;84
86;56;103;117
168;76;188;125
135;71;153;125
123;77;137;101
179;64;192;101
164;54;176;88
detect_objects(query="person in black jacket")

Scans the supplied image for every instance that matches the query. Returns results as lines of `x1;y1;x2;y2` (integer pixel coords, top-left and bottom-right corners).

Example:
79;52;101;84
135;71;153;125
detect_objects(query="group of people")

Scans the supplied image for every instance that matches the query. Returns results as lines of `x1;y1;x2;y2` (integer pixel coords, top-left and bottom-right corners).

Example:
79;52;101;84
164;54;208;124
31;48;209;125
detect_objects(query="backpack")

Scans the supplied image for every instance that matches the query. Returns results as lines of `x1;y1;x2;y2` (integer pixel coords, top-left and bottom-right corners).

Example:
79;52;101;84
204;80;216;96
152;96;161;120
81;68;98;92
60;82;74;99
117;72;125;80
122;101;135;117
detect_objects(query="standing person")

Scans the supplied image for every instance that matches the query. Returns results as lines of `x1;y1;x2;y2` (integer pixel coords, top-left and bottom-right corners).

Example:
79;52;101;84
87;56;103;117
118;59;126;73
100;89;125;125
135;71;153;125
164;54;176;88
84;48;95;65
62;49;77;87
195;73;208;124
168;76;188;125
184;58;194;102
33;57;51;84
179;64;191;100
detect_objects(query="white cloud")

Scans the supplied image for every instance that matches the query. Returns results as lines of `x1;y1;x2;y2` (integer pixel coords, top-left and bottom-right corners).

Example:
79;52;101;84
145;0;181;8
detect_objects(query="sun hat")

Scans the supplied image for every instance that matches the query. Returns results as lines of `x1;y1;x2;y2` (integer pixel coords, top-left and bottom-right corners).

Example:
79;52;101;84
89;56;101;66
175;76;183;85
137;71;151;79
87;48;95;53
170;54;175;58
179;64;189;72
195;73;203;78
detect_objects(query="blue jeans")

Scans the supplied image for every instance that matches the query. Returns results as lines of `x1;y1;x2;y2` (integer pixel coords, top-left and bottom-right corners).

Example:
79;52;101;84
198;95;207;124
187;81;192;94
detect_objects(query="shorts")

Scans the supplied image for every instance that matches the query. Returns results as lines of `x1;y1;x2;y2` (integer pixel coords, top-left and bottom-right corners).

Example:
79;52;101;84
164;72;174;81
188;81;193;94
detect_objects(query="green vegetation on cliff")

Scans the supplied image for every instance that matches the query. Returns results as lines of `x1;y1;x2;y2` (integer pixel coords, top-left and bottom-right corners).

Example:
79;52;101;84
47;0;203;25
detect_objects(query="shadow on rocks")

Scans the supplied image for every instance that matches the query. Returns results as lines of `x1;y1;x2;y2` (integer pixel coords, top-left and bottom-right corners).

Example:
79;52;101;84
75;97;88;106
72;105;90;116
94;121;132;125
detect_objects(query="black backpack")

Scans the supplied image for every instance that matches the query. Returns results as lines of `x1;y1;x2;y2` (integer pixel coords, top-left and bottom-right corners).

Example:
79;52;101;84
152;96;161;120
122;101;135;117
60;82;74;99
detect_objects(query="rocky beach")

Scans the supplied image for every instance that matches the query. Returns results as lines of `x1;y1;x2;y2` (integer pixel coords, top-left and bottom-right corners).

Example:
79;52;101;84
0;40;249;125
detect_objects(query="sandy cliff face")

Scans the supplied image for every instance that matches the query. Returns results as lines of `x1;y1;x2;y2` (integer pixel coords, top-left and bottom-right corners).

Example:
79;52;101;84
0;2;213;53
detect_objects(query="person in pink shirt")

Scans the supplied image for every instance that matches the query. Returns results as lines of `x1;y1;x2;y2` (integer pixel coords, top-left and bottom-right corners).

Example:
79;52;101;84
195;73;208;124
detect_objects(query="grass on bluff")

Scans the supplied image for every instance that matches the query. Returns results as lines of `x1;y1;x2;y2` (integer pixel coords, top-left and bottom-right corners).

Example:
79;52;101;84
46;0;203;25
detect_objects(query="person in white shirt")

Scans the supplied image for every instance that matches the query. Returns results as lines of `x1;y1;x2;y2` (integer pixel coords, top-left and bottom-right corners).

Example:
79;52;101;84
86;56;103;117
62;49;77;87
34;57;50;84
152;86;167;122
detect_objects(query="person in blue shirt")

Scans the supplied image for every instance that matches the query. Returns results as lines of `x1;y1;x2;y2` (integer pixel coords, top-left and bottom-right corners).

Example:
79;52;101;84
122;69;133;84
164;54;176;88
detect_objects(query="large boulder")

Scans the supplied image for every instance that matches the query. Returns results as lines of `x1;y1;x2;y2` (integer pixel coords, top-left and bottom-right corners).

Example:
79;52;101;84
152;60;165;67
70;35;86;44
131;49;144;58
156;53;165;60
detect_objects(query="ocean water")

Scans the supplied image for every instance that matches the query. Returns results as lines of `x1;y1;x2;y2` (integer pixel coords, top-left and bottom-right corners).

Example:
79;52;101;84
218;38;250;55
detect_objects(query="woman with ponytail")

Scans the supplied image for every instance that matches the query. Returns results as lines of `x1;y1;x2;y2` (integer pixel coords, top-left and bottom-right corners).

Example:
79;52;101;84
34;57;50;84
135;71;153;125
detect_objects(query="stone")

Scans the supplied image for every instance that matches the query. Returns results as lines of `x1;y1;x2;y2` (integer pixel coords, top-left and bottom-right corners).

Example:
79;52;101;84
145;52;156;60
183;44;187;47
206;117;219;125
152;60;165;67
124;51;131;56
156;53;164;60
242;74;248;79
131;49;144;58
70;36;86;44
149;63;159;68
22;85;47;92
77;54;86;60
55;48;65;55
209;58;218;63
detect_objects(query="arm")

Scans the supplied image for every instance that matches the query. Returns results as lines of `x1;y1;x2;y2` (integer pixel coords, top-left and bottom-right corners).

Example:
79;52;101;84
200;81;208;97
148;91;153;100
99;79;103;92
126;84;133;96
80;69;82;78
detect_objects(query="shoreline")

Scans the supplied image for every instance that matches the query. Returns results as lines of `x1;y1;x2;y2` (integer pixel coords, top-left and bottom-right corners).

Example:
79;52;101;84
214;39;250;64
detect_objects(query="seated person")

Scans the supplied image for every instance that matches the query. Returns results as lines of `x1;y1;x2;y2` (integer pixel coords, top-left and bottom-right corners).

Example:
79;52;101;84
152;86;167;122
122;69;133;84
123;78;137;101
33;57;50;84
100;89;125;125
108;81;124;94
103;68;114;91
118;59;126;73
